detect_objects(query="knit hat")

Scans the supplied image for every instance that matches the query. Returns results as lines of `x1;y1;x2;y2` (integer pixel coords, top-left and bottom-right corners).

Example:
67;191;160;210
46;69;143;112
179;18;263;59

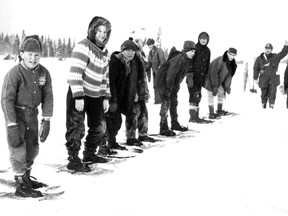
183;41;197;52
228;47;237;55
146;38;155;46
121;40;137;52
265;43;273;50
19;35;42;53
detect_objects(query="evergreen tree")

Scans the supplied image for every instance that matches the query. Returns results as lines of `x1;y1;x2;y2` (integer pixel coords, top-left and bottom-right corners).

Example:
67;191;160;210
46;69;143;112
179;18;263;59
12;34;20;55
66;38;72;57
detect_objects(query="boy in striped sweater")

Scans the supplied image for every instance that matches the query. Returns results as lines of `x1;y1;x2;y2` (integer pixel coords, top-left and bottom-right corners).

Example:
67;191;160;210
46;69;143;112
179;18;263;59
65;16;111;172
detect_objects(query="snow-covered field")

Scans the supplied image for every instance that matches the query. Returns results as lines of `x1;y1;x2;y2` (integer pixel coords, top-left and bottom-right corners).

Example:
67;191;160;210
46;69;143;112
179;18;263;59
0;57;288;216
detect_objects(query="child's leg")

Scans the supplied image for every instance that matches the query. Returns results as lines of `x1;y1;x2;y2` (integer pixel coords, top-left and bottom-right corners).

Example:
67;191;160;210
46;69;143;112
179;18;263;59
6;120;27;175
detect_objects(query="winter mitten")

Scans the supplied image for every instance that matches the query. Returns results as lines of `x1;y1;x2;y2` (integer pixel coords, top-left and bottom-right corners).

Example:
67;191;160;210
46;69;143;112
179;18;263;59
109;102;118;112
39;119;50;143
226;87;231;94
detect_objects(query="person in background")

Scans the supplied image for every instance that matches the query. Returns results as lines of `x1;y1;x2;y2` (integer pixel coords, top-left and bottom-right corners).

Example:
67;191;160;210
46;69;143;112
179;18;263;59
65;16;111;172
283;60;288;108
253;41;288;109
146;38;166;104
204;47;238;119
1;35;53;198
187;32;211;123
158;41;197;136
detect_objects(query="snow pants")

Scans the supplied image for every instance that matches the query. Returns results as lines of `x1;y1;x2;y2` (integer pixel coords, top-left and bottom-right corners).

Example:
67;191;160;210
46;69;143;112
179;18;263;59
207;86;225;107
260;79;277;105
6;107;39;175
159;85;180;129
105;109;123;145
65;87;106;154
153;71;162;104
188;83;202;105
126;100;148;139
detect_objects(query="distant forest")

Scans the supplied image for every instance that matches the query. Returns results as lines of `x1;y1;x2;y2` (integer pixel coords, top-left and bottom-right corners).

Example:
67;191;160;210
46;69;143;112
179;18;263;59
0;30;75;60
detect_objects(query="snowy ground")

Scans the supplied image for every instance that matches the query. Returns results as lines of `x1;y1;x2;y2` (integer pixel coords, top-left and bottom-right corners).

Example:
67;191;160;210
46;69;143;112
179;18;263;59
0;57;288;216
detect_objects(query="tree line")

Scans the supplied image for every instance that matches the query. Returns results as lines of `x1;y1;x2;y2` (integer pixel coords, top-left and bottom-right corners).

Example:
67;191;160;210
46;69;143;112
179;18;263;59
0;30;75;60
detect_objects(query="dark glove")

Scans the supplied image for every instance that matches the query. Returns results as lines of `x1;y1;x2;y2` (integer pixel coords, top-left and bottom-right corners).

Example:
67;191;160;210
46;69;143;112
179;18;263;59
212;87;218;96
186;73;194;88
39;120;50;143
109;102;118;112
226;87;231;94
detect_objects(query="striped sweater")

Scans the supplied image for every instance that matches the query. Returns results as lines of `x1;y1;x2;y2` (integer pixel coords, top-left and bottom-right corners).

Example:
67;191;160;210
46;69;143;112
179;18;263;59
68;38;111;99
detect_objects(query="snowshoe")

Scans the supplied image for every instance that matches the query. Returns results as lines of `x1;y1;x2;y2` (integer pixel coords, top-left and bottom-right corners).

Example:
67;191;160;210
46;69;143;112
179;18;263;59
108;142;127;151
159;129;176;137
208;113;221;119
138;135;157;143
67;155;91;172
97;145;117;156
216;110;230;116
82;153;109;164
14;173;43;198
126;138;143;147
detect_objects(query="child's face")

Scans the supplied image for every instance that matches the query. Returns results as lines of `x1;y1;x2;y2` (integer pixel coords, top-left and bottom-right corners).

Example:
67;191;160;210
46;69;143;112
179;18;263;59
95;25;108;43
122;49;135;61
199;38;208;45
186;50;196;59
21;51;41;69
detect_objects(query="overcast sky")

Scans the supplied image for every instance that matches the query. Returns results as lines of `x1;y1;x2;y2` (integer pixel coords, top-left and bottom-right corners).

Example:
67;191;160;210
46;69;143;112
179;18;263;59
0;0;287;61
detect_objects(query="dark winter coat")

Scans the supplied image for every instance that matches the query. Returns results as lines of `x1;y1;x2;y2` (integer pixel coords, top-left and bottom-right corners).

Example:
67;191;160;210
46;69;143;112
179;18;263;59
1;62;53;125
253;45;288;88
188;32;211;87
165;47;193;93
108;51;129;106
284;63;288;91
109;51;145;115
146;46;166;73
204;51;237;92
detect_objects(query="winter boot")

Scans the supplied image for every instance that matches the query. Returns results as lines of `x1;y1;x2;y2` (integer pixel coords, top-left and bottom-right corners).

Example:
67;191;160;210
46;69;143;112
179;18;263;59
159;117;176;136
108;142;127;151
216;103;229;116
82;148;109;164
171;118;188;131
97;145;117;156
269;103;274;109
14;173;43;198
126;138;143;146
67;151;91;172
189;109;209;123
138;135;157;143
26;169;47;189
262;103;267;109
208;105;221;119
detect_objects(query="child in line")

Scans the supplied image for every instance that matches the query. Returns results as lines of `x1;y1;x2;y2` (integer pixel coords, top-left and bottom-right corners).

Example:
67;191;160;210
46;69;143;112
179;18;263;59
1;35;53;198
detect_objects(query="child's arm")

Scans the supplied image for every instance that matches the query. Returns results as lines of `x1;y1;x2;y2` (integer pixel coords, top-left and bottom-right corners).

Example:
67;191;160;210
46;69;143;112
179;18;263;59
1;68;19;125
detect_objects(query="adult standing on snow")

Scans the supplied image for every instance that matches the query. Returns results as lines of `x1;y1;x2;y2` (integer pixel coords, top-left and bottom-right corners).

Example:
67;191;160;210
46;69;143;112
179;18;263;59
65;16;111;172
204;47;238;119
158;41;197;136
1;35;53;197
253;41;288;109
146;38;166;104
187;32;211;123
